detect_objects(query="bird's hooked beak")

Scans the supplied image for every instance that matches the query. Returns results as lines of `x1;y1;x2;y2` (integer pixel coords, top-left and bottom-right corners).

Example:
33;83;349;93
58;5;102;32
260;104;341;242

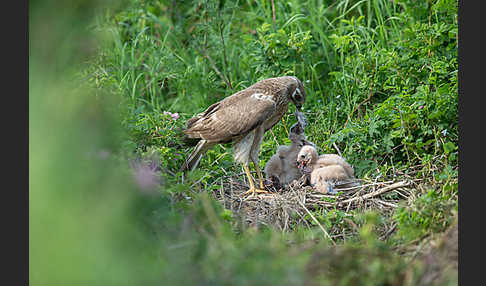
298;156;312;175
290;84;305;111
298;154;311;169
298;160;306;169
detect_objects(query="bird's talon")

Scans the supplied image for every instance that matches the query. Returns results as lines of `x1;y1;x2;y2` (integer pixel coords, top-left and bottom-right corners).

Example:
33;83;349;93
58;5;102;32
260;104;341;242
243;187;268;197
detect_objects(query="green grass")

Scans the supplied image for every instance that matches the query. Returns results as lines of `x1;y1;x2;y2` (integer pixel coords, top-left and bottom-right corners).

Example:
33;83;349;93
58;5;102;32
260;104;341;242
88;0;457;177
31;0;458;284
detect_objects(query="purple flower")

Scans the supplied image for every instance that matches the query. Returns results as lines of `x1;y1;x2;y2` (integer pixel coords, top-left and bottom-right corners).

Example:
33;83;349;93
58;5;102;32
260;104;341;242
129;158;161;195
418;105;424;110
163;111;180;121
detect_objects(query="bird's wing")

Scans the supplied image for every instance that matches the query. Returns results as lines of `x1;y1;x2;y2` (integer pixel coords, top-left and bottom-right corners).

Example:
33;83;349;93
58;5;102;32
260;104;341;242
184;90;277;141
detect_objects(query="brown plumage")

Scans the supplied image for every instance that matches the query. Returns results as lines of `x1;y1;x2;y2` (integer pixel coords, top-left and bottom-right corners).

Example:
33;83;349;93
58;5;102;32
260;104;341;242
296;145;356;194
264;111;314;187
180;76;307;196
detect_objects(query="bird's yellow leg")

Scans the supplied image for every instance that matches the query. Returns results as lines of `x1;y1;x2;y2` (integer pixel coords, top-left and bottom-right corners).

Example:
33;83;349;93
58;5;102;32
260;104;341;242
252;159;266;190
242;164;267;196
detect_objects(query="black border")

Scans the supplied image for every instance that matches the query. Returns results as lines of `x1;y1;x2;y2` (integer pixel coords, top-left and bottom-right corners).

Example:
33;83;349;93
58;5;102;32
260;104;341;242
4;0;29;284
458;0;476;285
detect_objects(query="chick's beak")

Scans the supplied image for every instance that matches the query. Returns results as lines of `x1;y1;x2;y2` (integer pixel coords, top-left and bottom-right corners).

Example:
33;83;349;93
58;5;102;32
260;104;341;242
298;159;306;169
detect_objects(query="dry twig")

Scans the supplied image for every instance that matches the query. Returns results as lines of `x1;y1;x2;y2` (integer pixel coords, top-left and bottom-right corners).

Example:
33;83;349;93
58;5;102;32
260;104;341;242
335;180;410;206
290;186;336;245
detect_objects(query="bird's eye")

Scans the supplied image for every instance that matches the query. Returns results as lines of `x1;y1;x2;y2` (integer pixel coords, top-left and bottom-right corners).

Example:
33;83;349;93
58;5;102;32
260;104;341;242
291;87;303;101
300;155;305;159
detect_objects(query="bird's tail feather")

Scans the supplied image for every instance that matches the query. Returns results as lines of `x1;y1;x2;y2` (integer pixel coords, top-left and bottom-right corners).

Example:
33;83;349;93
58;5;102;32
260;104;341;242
179;139;215;172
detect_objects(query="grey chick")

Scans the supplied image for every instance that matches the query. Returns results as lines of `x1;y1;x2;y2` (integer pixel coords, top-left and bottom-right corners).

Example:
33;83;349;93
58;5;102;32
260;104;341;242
264;111;314;187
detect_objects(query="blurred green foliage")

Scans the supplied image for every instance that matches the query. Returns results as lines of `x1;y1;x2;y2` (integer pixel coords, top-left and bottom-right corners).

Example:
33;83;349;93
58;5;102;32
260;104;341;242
30;1;164;283
31;0;458;284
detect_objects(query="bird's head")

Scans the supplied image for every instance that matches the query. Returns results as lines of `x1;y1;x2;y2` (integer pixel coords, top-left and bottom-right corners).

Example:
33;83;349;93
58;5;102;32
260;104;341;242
289;121;304;136
289;122;315;148
288;76;306;111
296;145;318;170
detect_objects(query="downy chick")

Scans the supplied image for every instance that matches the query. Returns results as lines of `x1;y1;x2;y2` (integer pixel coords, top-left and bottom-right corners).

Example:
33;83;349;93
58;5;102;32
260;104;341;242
296;145;354;177
296;145;356;194
310;165;350;194
264;112;314;186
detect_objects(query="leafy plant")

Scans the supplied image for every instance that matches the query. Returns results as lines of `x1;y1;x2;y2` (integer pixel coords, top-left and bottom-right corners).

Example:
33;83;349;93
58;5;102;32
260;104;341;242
393;189;457;242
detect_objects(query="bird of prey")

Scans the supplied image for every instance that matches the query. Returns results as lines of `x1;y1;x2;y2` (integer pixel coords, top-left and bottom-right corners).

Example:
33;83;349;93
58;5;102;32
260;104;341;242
180;76;307;196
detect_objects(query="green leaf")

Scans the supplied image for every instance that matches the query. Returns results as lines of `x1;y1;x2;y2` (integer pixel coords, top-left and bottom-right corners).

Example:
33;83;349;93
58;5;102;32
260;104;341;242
443;141;457;154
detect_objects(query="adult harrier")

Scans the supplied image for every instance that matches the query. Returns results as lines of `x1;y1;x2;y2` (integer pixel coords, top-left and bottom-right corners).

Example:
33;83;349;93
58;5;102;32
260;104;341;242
180;76;307;196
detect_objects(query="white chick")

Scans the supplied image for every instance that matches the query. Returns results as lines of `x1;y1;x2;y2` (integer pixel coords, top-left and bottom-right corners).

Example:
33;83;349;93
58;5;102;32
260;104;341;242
296;145;356;194
310;165;350;194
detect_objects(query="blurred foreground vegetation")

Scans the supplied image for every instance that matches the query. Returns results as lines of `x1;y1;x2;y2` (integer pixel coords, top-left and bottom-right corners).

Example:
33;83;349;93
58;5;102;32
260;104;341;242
30;0;457;285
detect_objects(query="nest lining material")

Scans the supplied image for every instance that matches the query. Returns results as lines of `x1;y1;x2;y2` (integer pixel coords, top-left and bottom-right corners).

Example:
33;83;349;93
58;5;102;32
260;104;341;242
211;172;415;242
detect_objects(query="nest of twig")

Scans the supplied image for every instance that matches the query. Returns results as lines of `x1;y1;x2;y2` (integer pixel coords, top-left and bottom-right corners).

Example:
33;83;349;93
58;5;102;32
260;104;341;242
211;172;418;242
